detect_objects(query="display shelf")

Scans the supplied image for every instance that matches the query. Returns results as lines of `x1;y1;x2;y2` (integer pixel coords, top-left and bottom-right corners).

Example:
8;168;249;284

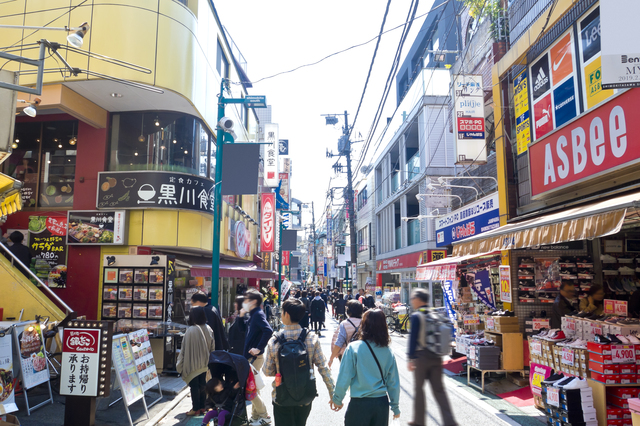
588;378;640;426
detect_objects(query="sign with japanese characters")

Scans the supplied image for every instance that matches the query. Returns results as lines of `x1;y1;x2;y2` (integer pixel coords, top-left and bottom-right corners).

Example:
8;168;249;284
96;171;215;214
128;329;159;392
263;124;280;187
260;193;275;253
499;265;512;303
28;215;67;288
0;332;17;414
514;70;531;155
111;334;144;406
604;299;628;316
67;210;126;245
452;74;486;164
60;328;101;396
435;193;499;247
13;322;49;389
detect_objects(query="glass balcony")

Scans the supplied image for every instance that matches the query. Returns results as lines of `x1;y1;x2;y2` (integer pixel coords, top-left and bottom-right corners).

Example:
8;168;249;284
391;172;400;194
395;226;402;250
406;153;420;181
408;220;421;246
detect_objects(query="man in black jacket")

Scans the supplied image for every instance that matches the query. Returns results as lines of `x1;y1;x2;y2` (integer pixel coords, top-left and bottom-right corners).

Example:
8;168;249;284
191;292;230;351
243;289;273;424
6;231;31;277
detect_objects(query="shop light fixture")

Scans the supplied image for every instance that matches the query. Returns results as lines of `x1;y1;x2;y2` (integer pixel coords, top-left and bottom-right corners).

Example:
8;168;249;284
66;22;90;48
69;137;77;146
58;144;62;148
154;116;160;127
106;256;116;266
17;97;41;117
14;139;18;143
184;150;188;155
69;122;77;146
150;256;160;266
110;93;122;98
138;115;145;142
172;139;177;144
11;143;17;149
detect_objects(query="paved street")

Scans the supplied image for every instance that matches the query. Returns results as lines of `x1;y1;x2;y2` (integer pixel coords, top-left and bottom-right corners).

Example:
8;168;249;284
155;315;544;426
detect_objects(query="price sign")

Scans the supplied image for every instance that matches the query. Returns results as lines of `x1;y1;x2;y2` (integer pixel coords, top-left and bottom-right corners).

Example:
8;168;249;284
547;386;560;407
561;347;574;366
565;318;576;332
531;341;542;356
532;318;550;331
486;317;495;330
604;299;615;315
612;345;635;364
468;346;477;360
464;315;480;325
615;301;628;317
590;322;603;337
499;265;512;303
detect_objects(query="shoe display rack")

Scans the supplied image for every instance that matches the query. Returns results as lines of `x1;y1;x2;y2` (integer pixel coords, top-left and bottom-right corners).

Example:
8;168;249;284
517;256;594;305
588;379;639;425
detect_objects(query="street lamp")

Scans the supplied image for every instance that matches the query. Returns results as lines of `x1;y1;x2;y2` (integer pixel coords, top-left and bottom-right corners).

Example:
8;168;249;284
16;97;41;117
0;22;90;48
277;210;300;306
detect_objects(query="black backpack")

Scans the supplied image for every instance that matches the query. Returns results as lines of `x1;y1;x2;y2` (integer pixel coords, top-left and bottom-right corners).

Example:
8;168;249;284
274;328;317;406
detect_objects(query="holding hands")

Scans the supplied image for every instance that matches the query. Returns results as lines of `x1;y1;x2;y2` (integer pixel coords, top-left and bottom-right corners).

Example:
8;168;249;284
329;401;343;412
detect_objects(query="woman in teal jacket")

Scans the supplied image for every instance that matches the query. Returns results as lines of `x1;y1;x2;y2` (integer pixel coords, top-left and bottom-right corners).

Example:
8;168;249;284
331;309;401;425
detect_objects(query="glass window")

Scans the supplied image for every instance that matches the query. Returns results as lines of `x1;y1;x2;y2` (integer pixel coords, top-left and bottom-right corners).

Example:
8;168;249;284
216;40;229;78
108;112;213;177
6;120;77;208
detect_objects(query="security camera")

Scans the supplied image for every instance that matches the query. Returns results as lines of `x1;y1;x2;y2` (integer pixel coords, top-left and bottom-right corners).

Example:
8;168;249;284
218;117;234;132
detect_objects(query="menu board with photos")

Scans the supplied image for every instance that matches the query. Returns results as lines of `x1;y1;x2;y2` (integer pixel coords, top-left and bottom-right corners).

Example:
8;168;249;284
101;266;166;323
13;322;50;389
128;330;159;392
0;333;18;414
111;335;144;405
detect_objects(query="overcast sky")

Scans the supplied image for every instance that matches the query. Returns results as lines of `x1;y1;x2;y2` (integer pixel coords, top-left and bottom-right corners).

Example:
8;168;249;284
215;0;437;231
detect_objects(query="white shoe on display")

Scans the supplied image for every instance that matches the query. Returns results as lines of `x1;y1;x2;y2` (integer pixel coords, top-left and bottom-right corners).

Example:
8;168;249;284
563;378;589;390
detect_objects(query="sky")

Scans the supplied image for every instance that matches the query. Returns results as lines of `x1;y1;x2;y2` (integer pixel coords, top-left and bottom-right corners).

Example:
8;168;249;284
215;0;437;231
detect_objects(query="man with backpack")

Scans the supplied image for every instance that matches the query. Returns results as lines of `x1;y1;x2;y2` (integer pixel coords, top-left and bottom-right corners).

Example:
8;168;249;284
408;288;457;426
263;298;335;426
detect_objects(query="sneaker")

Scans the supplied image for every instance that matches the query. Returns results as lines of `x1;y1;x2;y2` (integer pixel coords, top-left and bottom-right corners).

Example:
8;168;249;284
594;334;611;344
251;417;272;426
563;377;589;390
616;335;631;344
554;376;577;388
608;334;623;344
627;334;640;344
547;330;566;341
542;373;564;384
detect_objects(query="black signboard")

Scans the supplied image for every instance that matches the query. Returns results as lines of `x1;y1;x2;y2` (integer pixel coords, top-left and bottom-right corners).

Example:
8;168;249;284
97;171;215;214
529;240;585;251
28;215;67;288
67;210;126;245
531;54;551;101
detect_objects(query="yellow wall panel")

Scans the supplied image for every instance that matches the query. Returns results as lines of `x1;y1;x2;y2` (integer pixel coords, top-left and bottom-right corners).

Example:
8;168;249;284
201;214;213;251
142;210;178;246
159;0;197;32
127;210;144;246
177;211;202;249
155;15;196;102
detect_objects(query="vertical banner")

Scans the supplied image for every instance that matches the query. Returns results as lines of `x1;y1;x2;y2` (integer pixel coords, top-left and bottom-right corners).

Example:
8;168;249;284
442;280;458;326
467;269;496;309
327;209;332;244
282;251;290;266
514;70;531;155
452;74;486;164
0;333;17;414
263;124;280;187
499;265;512;303
28;215;68;288
260;193;275;252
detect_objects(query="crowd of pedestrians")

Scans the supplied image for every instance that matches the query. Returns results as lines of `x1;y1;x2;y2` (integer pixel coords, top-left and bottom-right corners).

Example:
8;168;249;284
176;286;457;426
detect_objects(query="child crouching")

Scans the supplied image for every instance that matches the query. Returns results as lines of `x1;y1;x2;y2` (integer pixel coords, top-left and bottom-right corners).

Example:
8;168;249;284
202;377;240;426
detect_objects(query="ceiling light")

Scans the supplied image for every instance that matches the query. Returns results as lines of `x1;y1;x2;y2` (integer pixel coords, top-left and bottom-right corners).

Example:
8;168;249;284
154;116;160;127
67;22;89;48
14;139;19;143
134;152;138;156
53;138;58;142
138;135;145;142
138;114;145;142
58;144;63;148
184;150;188;154
161;146;165;150
172;139;177;144
69;137;77;145
11;143;17;149
110;93;122;98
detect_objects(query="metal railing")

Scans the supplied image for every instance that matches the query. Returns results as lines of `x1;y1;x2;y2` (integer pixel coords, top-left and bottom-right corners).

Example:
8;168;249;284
0;242;76;324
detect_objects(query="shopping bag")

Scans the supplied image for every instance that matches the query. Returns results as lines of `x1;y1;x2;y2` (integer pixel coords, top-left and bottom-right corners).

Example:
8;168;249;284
246;368;257;401
250;363;265;390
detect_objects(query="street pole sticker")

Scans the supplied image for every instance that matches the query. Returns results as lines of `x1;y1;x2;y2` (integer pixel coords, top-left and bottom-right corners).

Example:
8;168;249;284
611;345;635;364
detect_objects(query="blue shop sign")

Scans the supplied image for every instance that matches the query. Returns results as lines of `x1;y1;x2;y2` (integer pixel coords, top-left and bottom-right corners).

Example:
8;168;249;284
435;193;500;247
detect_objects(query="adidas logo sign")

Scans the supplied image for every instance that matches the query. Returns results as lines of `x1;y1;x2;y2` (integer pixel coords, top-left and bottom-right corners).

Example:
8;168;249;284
533;68;549;92
622;55;640;63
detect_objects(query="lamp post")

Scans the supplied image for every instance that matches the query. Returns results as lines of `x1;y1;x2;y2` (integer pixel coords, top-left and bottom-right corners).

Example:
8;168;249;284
210;79;266;308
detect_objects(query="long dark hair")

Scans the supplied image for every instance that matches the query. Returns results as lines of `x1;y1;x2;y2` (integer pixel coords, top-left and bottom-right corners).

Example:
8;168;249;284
358;309;390;347
189;306;207;326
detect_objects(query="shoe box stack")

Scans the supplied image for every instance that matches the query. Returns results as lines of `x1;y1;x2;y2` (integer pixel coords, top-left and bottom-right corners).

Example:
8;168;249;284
484;314;520;333
588;342;640;384
604;388;638;426
553;344;590;378
628;397;640;425
529;337;559;370
542;376;596;426
469;345;501;370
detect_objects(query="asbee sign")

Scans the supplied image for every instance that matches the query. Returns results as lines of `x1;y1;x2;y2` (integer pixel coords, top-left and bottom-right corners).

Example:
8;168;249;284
435;193;500;247
529;89;639;198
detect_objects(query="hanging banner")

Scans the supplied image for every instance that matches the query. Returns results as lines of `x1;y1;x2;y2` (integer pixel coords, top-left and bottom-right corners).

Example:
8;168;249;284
514;70;531;155
442;280;458;326
327;209;333;244
14;322;49;389
0;333;17;414
263;124;280;187
128;329;159;392
59;328;101;396
28;215;67;288
279;172;290;205
111;334;144;406
467;269;496;309
260;193;275;253
452;74;486;164
499;265;512;303
282;251;290;266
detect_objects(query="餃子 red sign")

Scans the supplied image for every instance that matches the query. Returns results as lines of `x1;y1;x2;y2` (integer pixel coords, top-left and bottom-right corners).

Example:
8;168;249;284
529;89;640;198
260;193;275;252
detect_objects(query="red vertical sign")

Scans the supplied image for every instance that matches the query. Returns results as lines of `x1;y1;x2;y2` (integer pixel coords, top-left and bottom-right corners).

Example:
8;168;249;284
260;193;275;252
282;251;289;266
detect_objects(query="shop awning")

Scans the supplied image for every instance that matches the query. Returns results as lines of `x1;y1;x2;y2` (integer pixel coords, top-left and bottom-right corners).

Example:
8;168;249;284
416;251;499;281
452;190;640;257
0;174;23;216
185;259;278;279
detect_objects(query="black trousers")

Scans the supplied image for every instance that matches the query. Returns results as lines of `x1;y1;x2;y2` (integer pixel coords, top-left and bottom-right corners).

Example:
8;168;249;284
345;396;389;426
188;372;207;411
312;321;321;332
273;402;313;426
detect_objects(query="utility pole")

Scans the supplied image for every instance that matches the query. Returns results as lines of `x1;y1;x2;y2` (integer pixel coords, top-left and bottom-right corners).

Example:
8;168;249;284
343;111;358;291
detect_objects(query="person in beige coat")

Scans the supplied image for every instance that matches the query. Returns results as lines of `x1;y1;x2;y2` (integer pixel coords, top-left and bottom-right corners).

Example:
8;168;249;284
177;306;216;416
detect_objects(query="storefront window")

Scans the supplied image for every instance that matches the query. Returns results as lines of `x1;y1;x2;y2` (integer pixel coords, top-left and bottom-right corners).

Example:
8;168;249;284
109;112;214;177
6;120;77;208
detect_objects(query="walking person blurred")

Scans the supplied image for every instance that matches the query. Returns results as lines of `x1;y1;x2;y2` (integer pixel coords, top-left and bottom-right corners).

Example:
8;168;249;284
310;291;326;336
328;300;362;367
331;309;401;425
177;307;216;416
243;289;274;425
333;293;347;320
408;288;457;426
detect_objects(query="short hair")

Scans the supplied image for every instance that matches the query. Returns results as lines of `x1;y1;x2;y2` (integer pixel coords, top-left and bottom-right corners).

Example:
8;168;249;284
301;290;308;297
346;300;363;318
359;288;365;292
282;299;306;323
314;291;319;297
560;281;575;291
411;288;430;304
347;289;352;293
206;378;222;396
189;306;207;326
9;231;23;244
245;289;263;305
338;293;344;300
587;283;604;296
191;292;208;304
358;309;390;347
235;296;245;312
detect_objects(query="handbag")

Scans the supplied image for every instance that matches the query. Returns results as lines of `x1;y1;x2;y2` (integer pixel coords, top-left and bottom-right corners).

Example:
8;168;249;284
250;363;266;390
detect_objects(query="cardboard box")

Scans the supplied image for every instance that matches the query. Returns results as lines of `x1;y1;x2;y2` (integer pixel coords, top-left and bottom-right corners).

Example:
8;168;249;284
0;415;20;426
588;341;613;355
591;371;621;384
